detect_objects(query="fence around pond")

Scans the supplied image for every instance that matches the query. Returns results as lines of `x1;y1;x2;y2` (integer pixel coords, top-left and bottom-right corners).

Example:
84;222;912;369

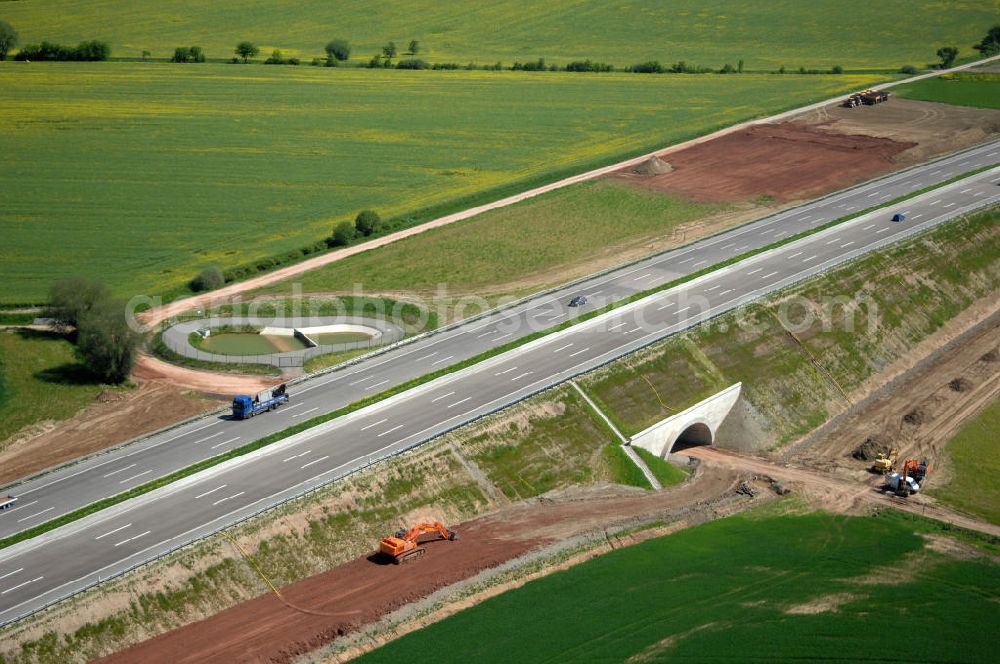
162;316;405;368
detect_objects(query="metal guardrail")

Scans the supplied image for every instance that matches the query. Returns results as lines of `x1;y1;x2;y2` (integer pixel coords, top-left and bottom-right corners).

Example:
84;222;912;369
7;184;998;630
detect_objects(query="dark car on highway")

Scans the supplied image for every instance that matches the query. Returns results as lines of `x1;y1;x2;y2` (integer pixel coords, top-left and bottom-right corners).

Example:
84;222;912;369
568;295;588;307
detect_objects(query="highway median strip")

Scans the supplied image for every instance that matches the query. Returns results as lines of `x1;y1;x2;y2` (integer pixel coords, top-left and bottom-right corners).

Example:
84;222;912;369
1;163;995;553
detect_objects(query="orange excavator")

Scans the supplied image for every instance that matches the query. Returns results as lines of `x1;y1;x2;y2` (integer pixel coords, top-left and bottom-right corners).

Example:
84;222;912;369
379;522;459;564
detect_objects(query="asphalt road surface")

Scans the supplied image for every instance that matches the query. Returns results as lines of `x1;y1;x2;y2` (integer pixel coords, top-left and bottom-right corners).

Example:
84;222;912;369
0;143;997;625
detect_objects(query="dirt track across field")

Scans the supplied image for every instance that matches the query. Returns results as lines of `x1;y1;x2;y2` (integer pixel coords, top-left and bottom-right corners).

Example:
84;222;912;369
97;465;739;664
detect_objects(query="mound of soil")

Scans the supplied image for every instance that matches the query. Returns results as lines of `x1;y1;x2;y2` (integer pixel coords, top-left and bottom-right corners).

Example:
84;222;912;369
948;377;973;392
903;408;926;426
851;435;891;461
632;156;673;175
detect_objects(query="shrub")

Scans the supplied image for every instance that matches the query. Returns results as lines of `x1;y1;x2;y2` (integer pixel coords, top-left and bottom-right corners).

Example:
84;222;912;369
511;58;546;71
331;221;356;246
629;60;664;73
900;64;918;75
565;59;614;72
325;38;351;61
432;62;461;70
189;266;225;292
171;46;205;63
670;61;711;73
355;209;381;236
974;25;1000;56
396;58;429;69
15;40;110;61
830;64;843;74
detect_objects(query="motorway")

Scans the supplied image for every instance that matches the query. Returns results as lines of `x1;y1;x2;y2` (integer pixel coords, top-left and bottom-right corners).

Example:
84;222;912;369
0;142;997;624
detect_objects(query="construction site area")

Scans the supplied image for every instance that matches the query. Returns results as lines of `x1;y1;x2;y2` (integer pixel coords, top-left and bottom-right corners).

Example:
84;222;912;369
1;84;998;663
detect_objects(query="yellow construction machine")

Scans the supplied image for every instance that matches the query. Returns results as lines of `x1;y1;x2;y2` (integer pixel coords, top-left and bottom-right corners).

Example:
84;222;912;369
871;448;899;474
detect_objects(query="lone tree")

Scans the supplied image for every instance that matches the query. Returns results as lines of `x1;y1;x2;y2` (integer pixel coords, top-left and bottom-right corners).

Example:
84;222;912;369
331;221;356;246
0;20;17;61
937;46;958;69
235;41;259;63
354;209;381;236
974;25;1000;56
325;38;351;61
382;41;397;61
46;276;112;331
76;298;141;384
407;39;420;55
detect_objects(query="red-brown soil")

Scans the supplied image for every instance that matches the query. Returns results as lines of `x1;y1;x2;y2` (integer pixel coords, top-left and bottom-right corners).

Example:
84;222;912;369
612;122;915;203
97;466;739;664
0;380;220;485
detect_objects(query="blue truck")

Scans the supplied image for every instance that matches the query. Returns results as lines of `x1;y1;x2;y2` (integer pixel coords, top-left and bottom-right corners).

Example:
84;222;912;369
232;384;289;419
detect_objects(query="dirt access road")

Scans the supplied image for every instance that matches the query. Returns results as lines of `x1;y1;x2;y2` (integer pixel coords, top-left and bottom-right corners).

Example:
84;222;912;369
97;465;740;664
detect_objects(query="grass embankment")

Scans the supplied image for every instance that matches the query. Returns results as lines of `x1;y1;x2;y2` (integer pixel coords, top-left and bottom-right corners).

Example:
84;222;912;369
3;0;992;69
0;330;110;448
258;180;730;302
633;446;689;487
931;396;1000;525
0;386;641;663
358;507;1000;663
0;63;887;304
894;71;1000;110
583;205;1000;442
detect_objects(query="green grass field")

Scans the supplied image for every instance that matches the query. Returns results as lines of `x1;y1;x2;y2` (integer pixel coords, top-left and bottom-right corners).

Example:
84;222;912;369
931;396;1000;525
358;508;1000;663
258;180;730;300
2;0;993;69
894;71;1000;110
0;330;109;447
0;63;885;304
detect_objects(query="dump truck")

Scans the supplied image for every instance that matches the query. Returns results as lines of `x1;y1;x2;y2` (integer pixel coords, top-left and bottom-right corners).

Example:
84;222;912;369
0;495;17;511
379;522;458;564
231;384;289;420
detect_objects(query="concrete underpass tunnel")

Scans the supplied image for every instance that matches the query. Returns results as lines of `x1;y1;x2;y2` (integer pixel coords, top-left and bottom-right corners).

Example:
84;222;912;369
670;421;713;453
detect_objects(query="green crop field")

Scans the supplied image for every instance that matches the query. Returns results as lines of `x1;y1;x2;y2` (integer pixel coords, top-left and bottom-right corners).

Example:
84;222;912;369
895;72;1000;110
0;65;885;304
931;396;1000;525
1;0;994;70
358;508;1000;663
